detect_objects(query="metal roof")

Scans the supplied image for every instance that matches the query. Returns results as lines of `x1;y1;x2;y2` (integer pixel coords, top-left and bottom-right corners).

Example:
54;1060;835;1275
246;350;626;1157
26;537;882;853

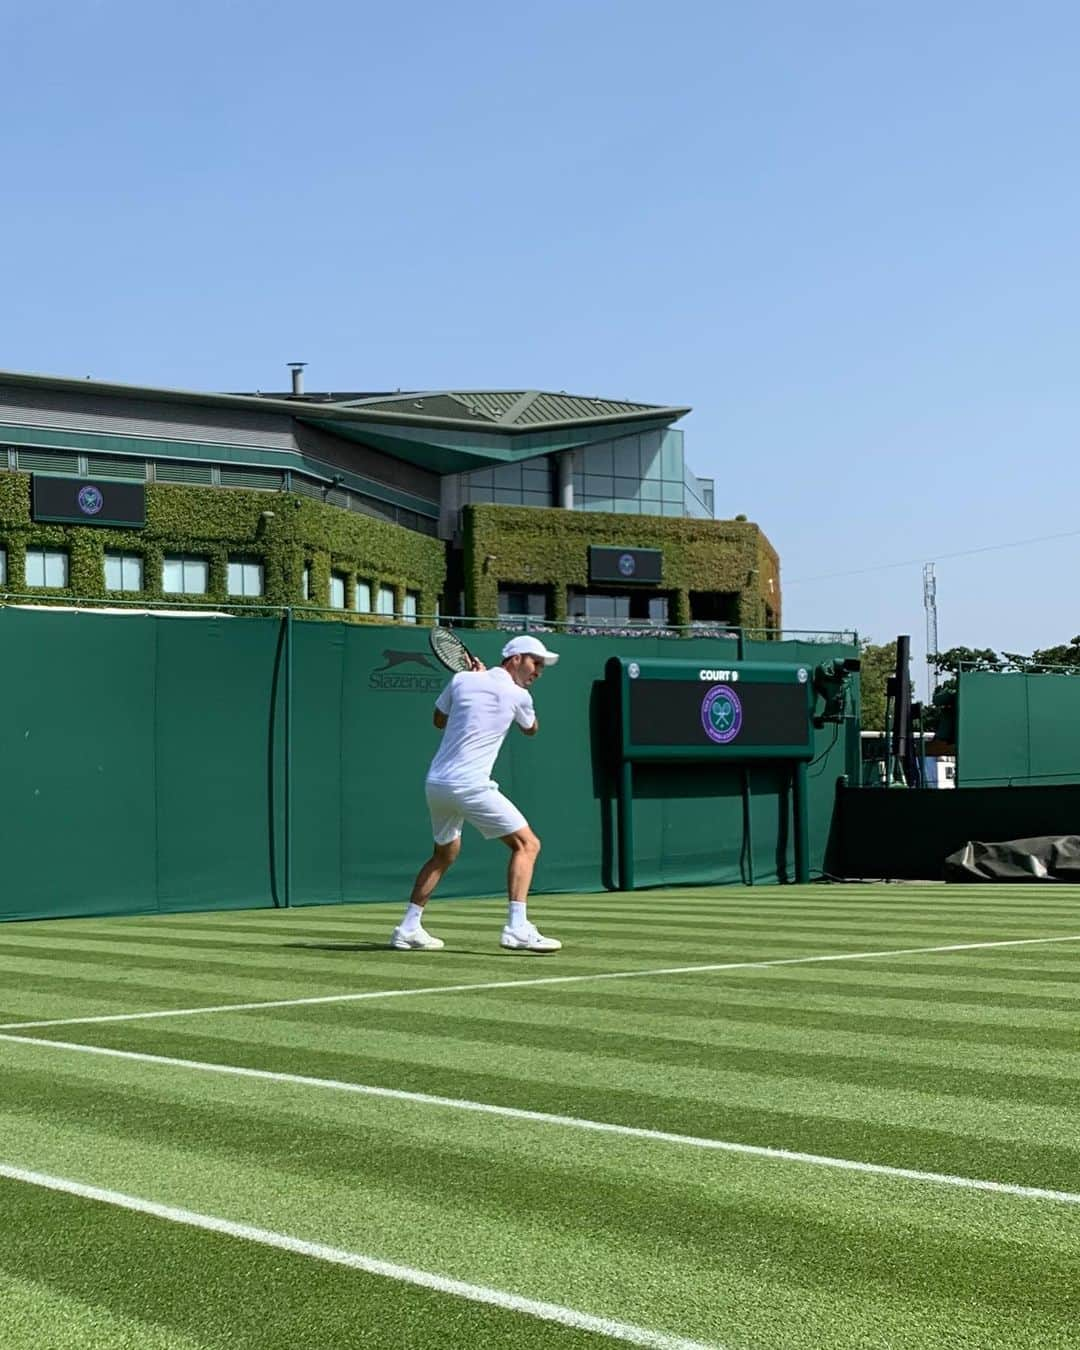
0;371;689;435
335;389;683;430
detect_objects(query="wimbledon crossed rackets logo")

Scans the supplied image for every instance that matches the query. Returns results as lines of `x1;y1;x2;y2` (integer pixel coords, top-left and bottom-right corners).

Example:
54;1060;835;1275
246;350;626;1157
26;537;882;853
700;684;743;744
77;485;104;515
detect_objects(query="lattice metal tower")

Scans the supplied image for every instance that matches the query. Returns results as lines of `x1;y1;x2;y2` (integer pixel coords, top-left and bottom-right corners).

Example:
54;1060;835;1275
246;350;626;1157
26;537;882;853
923;562;938;698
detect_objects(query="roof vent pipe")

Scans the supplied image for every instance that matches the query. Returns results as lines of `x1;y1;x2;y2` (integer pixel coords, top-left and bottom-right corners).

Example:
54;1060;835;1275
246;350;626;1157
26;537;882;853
287;362;307;397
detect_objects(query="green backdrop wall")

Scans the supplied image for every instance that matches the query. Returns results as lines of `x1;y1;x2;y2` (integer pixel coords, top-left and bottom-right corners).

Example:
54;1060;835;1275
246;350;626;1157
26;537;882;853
0;609;857;922
957;670;1080;786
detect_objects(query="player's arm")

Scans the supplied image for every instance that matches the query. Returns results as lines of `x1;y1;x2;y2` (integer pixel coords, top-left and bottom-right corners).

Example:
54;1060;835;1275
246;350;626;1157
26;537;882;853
433;675;458;731
517;692;539;737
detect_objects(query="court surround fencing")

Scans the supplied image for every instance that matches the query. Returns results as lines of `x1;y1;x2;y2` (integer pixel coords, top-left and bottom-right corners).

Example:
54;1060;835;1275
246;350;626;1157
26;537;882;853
0;603;857;921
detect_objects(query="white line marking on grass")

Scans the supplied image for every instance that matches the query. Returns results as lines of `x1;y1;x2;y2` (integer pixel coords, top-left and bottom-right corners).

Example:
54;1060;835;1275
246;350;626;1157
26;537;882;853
0;1164;720;1350
2;932;1079;1032
3;1032;1079;1208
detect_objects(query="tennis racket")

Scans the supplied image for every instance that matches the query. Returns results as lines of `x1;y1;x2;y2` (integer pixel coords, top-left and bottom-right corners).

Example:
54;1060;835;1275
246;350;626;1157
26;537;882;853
429;625;478;673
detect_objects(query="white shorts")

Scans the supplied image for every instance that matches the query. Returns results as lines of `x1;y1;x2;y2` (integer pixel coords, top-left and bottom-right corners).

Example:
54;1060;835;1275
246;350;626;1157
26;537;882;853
425;779;528;844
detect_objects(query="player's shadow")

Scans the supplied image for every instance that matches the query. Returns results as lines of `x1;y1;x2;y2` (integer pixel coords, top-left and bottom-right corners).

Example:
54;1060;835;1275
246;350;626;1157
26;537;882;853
282;941;500;956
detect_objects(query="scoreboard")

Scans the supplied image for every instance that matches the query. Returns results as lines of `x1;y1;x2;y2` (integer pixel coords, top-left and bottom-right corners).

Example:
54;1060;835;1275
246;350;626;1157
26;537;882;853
608;657;815;761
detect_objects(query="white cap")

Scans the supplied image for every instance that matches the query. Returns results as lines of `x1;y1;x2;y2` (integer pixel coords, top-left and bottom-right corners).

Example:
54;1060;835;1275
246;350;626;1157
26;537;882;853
501;634;560;666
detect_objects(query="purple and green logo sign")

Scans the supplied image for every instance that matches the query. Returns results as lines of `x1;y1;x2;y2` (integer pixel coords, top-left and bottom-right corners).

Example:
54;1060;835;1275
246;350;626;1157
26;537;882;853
618;552;636;577
701;684;743;744
77;485;104;516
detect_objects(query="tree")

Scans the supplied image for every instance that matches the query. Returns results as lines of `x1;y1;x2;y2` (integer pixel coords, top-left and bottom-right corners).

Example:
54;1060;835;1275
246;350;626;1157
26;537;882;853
857;640;896;731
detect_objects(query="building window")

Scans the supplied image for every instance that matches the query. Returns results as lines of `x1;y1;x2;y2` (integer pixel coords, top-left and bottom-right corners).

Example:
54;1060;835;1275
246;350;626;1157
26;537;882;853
376;585;395;616
227;558;265;598
105;551;143;593
302;564;311;601
355;580;371;613
0;547;7;585
568;589;670;625
403;591;419;624
26;548;69;589
497;585;548;620
163;554;209;595
330;572;346;609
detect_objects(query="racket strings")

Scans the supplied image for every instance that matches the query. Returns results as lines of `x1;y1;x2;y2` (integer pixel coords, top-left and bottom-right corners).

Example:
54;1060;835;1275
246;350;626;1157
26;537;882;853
430;626;472;672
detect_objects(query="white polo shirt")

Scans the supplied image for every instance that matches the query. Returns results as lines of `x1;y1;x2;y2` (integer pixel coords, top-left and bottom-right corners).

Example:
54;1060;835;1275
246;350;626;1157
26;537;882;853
426;667;536;789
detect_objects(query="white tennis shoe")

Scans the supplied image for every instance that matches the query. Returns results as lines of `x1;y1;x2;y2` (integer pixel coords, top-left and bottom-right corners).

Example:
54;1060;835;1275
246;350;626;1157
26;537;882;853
390;925;445;951
500;923;561;953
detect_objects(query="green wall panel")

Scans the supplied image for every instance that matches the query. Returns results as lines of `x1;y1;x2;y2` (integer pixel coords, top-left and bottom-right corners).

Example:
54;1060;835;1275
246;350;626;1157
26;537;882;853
152;618;283;912
958;671;1080;786
0;610;158;920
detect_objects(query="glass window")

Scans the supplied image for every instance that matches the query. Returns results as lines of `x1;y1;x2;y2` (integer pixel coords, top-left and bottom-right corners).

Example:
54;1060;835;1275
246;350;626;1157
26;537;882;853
660;429;683;479
584;474;613;497
492;488;522;505
639;478;662;503
26;548;69;588
403;591;419;624
0;547;7;585
568;591;630;620
661;480;685;504
612;436;640;477
639;431;663;479
330;573;346;609
355;580;371;613
302;564;311;600
105;551;143;593
376;585;395;616
163;554;208;594
522;491;551;508
521;468;550;493
583;442;613;474
227;559;265;597
498;585;547;618
613;477;639;501
491;464;523;489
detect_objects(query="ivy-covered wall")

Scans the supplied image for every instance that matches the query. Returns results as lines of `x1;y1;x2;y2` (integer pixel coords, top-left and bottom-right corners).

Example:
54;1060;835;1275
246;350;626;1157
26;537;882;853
462;504;780;628
0;473;445;617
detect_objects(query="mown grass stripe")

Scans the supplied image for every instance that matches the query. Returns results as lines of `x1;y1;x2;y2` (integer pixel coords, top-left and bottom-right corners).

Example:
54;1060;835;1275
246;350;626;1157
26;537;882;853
0;1164;720;1350
4;1032;1078;1207
4;931;1079;1031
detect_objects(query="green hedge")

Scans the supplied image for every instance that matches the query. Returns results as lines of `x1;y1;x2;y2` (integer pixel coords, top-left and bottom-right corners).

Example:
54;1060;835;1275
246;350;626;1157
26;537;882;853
462;504;780;627
0;474;445;618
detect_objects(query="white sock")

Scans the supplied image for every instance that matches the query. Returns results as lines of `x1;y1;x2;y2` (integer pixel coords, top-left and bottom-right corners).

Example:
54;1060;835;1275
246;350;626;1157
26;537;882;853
508;901;527;930
401;902;425;932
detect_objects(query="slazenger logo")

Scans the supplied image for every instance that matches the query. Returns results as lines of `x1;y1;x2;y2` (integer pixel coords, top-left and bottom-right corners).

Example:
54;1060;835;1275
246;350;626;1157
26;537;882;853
369;649;444;693
699;668;739;681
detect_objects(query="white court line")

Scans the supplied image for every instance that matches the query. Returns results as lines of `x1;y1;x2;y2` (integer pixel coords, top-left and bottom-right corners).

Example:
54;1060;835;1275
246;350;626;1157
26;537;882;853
2;932;1079;1032
0;1164;719;1350
3;1031;1078;1208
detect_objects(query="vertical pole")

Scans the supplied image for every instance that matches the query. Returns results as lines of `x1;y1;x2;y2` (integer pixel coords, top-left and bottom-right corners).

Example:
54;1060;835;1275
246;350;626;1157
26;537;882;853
792;760;810;883
284;606;293;908
617;759;635;891
741;766;755;886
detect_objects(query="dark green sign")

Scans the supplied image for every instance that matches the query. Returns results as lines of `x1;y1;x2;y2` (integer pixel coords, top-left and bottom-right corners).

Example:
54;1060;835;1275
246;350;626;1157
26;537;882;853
608;656;815;760
32;475;146;528
588;546;662;584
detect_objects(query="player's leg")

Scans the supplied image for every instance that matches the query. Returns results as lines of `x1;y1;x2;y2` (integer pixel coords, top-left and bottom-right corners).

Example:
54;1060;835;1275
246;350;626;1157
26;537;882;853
499;826;560;953
458;787;561;953
391;787;462;950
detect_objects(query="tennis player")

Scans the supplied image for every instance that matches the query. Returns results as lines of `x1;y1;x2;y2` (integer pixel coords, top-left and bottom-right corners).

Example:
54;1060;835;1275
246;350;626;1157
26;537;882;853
391;634;562;953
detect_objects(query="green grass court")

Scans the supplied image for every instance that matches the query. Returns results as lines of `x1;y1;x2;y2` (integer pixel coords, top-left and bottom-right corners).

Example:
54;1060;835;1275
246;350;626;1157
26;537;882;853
0;886;1078;1349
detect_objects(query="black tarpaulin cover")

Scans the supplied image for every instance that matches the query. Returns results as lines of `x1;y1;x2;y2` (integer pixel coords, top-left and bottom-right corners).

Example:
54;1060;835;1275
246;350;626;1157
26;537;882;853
944;835;1080;882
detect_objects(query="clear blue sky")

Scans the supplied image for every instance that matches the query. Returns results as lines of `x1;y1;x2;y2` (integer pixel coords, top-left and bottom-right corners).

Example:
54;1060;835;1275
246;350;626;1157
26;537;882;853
6;1;1080;692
